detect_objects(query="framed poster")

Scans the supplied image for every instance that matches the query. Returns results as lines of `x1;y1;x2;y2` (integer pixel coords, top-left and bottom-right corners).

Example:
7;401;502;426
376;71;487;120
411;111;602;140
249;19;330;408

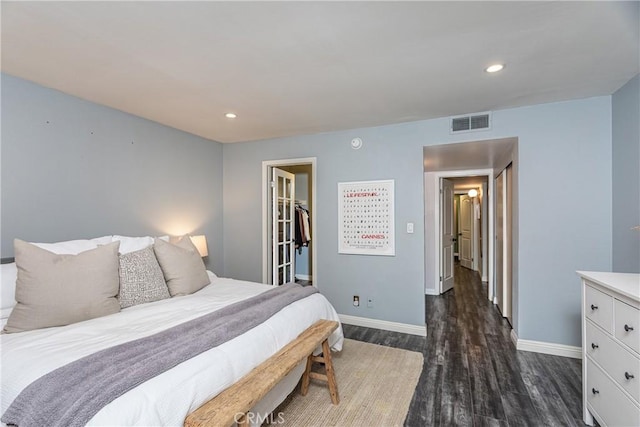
338;179;395;256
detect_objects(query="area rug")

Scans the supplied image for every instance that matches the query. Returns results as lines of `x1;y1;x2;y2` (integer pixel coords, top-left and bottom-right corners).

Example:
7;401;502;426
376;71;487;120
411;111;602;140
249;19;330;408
269;338;424;427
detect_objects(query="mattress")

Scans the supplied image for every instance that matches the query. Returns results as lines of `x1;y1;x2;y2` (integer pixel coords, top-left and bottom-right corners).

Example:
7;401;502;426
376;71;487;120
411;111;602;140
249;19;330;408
0;272;344;426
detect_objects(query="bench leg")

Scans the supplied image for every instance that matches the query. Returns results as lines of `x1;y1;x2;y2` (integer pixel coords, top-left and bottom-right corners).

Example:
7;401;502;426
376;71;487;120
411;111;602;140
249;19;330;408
299;339;340;405
322;339;340;405
301;353;313;396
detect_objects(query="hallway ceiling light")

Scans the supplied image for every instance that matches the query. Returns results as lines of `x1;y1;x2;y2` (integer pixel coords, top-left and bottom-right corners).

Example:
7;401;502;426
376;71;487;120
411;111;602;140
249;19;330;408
468;189;478;197
485;64;504;73
225;113;237;119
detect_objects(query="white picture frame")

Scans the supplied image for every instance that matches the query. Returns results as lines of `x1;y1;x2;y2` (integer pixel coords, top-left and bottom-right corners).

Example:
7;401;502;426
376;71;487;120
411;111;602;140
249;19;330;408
338;179;395;256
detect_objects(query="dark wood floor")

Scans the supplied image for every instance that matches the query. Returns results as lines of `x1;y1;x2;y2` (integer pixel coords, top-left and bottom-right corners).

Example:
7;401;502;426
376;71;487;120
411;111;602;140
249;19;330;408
342;263;585;427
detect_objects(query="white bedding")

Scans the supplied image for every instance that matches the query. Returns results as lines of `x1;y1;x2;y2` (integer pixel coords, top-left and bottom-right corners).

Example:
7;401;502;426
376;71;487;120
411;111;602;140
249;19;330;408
0;273;344;426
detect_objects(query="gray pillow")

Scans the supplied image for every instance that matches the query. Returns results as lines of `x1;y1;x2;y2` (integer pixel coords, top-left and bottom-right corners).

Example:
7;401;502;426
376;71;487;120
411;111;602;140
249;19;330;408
4;239;121;334
153;236;210;297
118;246;170;309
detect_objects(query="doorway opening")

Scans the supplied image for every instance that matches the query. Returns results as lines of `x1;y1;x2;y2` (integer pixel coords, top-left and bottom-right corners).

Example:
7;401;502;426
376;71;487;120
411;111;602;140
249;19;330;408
261;158;317;287
437;170;493;299
423;137;518;323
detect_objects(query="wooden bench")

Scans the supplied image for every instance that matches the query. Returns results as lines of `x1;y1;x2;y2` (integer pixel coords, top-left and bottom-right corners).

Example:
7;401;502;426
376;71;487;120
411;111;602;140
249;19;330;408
184;319;339;427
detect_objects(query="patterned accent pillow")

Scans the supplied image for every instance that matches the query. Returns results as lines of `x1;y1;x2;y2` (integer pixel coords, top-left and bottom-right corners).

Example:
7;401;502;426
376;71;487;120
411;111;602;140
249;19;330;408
118;246;170;309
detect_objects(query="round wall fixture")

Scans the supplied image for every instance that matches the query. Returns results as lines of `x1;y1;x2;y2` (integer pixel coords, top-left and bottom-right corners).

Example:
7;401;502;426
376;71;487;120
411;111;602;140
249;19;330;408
351;137;363;150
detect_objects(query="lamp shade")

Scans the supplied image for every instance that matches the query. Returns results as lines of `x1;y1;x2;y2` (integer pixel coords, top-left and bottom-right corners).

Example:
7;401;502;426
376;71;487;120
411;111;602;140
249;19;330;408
189;235;208;257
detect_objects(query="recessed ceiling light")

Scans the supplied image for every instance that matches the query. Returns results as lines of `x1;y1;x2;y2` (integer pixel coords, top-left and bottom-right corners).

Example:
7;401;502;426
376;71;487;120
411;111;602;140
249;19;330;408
225;113;237;119
485;64;504;73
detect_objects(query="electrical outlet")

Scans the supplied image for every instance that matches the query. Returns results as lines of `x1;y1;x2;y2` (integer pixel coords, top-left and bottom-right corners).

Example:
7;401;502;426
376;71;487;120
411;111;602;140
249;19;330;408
367;298;374;308
353;296;360;307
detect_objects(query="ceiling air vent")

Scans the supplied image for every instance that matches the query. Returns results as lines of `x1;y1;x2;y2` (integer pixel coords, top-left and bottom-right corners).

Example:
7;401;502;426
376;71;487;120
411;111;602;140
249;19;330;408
450;112;491;133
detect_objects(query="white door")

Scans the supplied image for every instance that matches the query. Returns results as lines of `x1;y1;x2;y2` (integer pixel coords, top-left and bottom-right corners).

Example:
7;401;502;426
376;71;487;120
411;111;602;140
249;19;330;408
459;195;473;269
505;165;513;323
272;168;296;286
495;171;505;314
441;178;455;293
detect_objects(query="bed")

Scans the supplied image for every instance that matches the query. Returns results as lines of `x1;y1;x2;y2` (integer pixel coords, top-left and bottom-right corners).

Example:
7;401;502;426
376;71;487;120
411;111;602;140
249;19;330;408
0;236;344;427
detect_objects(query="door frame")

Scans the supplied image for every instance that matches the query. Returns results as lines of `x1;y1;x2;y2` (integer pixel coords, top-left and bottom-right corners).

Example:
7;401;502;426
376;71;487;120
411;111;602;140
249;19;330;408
495;170;505;313
261;157;317;286
433;168;494;301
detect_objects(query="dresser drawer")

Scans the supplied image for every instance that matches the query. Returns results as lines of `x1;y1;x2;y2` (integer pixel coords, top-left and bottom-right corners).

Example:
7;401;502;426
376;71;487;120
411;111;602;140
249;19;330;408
587;320;640;404
585;284;613;333
615;299;640;355
586;358;640;427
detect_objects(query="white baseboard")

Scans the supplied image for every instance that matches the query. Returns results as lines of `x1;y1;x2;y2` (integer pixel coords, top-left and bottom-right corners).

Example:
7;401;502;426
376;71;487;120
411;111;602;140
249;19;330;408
294;274;311;281
339;314;427;337
425;288;439;296
510;329;519;347
510;329;581;359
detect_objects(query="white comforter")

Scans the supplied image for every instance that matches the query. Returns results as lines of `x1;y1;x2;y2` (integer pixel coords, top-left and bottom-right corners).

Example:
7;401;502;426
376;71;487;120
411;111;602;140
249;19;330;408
0;273;344;426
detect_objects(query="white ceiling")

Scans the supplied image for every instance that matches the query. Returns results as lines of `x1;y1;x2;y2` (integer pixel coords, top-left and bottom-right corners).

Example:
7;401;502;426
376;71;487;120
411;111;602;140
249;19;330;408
2;1;638;143
423;137;516;172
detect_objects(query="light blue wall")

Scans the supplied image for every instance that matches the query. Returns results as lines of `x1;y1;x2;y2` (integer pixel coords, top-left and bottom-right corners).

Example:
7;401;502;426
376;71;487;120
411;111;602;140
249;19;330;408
612;74;640;273
1;74;224;273
1;72;615;346
223;96;612;344
499;99;612;346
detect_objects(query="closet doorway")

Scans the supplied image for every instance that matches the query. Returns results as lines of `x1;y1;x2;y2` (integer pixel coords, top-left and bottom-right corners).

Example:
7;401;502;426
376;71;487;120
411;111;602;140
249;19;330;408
261;157;316;287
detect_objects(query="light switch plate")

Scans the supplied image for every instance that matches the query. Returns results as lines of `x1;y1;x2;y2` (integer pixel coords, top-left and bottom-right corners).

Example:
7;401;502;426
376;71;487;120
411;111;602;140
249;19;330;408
407;222;414;233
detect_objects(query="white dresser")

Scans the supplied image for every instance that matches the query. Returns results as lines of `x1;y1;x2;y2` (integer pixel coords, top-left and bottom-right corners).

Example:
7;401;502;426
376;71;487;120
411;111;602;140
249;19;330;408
579;271;640;427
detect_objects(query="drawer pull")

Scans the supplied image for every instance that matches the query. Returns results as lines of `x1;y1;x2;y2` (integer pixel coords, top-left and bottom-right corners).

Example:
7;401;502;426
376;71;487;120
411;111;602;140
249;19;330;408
592;388;599;395
625;372;635;380
590;304;598;310
591;343;599;349
624;324;634;332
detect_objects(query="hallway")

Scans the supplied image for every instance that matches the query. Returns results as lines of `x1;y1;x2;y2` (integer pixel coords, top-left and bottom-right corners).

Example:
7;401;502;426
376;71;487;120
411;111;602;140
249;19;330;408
343;264;584;426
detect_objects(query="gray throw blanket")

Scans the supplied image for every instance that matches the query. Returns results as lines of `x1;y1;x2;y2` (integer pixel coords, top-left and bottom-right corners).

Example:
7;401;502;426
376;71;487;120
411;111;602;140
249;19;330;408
2;282;319;427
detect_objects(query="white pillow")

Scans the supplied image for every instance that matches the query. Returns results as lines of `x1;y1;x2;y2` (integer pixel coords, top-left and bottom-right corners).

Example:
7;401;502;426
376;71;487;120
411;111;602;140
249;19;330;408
112;235;154;254
1;263;18;310
31;236;113;255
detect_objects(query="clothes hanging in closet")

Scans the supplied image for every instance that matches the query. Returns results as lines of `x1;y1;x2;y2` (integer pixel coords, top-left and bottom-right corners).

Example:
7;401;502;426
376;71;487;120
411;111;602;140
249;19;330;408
294;205;311;253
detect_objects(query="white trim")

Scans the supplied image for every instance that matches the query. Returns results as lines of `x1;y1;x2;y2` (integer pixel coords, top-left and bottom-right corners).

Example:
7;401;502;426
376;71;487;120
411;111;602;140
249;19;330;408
510;329;581;359
510;329;519;347
482;275;488;282
433;168;494;302
294;274;311;281
262;157;317;286
339;314;427;337
425;289;439;296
